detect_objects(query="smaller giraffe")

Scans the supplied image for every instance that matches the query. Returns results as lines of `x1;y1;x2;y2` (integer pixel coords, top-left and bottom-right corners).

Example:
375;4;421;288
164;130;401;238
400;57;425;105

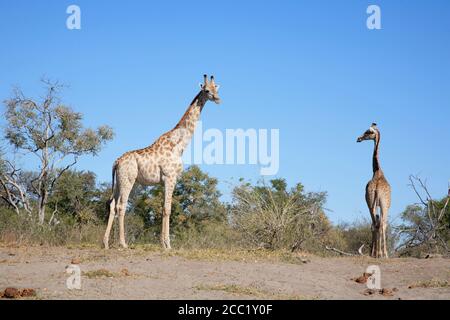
103;75;221;250
357;123;391;258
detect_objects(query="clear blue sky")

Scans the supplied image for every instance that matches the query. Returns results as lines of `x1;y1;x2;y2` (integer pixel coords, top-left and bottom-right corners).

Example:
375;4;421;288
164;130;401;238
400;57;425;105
1;0;449;224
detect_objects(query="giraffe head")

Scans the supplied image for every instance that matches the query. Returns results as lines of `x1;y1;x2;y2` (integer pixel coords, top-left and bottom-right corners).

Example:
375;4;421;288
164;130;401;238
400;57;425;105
357;123;379;143
200;74;221;104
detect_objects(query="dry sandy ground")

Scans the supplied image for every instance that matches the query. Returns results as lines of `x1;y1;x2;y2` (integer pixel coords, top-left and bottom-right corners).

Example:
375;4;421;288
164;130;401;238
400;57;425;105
0;245;449;300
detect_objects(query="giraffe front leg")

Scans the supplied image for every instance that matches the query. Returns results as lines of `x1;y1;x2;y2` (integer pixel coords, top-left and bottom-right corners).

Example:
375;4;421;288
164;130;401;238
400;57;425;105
117;186;132;249
161;177;176;250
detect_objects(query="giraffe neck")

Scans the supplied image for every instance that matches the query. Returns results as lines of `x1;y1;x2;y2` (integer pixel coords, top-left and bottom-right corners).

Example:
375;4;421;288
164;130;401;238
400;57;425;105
372;133;382;174
174;91;207;133
170;91;208;152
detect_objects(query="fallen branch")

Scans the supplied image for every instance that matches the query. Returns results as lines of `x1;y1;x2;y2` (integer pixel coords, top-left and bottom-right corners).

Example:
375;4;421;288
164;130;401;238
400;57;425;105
358;244;366;256
325;246;355;257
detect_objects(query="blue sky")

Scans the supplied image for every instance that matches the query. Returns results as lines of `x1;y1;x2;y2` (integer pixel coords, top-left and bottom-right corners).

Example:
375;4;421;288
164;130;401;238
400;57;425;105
1;0;449;224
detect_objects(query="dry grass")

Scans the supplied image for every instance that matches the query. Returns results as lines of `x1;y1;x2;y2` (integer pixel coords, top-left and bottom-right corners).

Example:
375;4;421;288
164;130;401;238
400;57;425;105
158;247;311;265
408;278;449;289
82;268;115;278
194;283;317;300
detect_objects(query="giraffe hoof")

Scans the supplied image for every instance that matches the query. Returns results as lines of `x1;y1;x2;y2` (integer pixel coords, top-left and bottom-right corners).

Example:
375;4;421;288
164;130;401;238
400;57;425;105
118;242;128;249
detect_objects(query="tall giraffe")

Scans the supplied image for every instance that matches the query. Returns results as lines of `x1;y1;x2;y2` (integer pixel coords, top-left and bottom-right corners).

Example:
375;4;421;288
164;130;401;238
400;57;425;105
103;75;221;250
357;123;391;258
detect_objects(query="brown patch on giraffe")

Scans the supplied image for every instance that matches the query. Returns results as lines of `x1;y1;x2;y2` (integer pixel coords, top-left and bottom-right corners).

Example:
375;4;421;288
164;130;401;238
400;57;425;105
136;149;146;155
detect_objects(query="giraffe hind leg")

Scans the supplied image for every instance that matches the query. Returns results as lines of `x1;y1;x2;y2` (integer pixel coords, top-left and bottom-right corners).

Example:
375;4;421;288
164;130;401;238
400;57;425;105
380;201;390;258
103;196;117;249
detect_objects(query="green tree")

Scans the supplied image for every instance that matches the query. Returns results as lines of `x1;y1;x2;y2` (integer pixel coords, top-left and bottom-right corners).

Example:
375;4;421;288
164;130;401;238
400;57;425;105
129;165;227;235
3;79;114;224
47;170;101;224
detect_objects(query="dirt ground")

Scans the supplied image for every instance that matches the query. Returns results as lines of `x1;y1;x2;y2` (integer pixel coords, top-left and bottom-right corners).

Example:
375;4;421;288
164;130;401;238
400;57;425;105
0;245;449;300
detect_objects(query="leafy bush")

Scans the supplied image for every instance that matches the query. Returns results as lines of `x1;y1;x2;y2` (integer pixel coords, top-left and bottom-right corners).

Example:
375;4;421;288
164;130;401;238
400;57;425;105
129;165;227;235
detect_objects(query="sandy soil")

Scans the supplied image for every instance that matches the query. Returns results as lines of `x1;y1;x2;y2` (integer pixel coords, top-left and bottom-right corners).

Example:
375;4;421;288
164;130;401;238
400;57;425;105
0;246;449;300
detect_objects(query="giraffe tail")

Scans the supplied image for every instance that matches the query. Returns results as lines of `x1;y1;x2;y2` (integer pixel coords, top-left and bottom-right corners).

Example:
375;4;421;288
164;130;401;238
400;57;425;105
110;162;118;201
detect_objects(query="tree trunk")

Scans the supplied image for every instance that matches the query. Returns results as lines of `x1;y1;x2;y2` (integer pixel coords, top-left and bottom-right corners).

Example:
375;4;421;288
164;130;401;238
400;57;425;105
38;188;47;225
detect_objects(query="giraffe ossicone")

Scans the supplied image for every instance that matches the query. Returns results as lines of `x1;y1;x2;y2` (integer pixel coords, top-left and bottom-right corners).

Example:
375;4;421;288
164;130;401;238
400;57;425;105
103;75;221;250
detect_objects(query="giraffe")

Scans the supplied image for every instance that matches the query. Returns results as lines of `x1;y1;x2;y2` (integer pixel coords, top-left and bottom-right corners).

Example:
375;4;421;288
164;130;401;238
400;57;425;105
103;75;221;250
357;123;391;258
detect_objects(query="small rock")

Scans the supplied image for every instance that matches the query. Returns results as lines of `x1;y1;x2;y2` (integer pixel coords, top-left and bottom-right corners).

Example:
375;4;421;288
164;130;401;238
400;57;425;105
354;273;372;284
363;289;377;296
300;258;310;264
71;258;81;265
120;268;131;276
20;288;36;297
3;287;21;299
380;288;395;296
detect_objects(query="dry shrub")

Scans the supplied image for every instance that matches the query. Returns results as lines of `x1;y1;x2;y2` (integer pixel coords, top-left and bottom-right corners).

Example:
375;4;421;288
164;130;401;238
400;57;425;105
230;180;329;252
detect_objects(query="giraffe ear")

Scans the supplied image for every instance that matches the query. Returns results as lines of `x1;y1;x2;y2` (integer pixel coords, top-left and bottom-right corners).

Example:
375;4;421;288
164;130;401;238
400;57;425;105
215;85;220;91
199;83;204;89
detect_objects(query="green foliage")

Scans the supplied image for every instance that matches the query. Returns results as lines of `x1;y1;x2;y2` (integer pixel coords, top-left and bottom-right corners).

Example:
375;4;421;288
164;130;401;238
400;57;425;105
2;80;114;224
4;93;113;157
129;165;227;235
333;220;373;253
48;170;97;215
397;196;450;257
437;197;450;230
